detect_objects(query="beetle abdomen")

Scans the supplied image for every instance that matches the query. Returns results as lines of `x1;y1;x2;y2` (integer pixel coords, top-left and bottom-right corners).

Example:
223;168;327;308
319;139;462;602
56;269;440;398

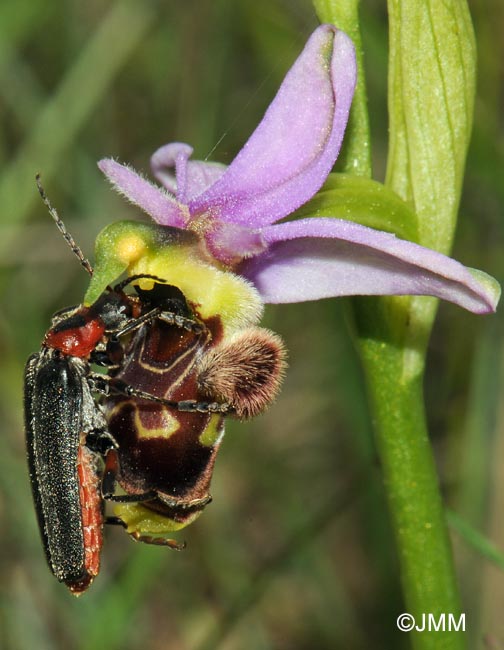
24;350;101;592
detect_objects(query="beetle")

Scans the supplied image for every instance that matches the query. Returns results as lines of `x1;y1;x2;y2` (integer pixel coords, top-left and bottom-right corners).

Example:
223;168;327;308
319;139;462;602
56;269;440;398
25;179;230;594
25;347;107;595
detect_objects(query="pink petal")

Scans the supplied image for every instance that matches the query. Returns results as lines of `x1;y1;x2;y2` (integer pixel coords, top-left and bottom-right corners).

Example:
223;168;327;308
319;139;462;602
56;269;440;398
150;142;191;196
151;142;227;202
239;219;500;314
190;25;356;228
98;159;188;228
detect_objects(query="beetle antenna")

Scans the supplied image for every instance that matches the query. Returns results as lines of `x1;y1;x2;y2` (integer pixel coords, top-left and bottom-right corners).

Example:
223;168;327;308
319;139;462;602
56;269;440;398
36;174;94;276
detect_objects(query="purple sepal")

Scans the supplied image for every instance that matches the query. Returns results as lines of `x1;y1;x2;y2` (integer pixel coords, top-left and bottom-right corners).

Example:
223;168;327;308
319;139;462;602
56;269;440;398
189;26;357;229
150;143;226;202
239;218;500;314
98;158;188;228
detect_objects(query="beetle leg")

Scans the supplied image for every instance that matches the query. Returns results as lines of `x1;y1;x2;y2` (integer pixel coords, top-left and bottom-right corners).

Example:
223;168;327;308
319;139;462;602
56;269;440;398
104;515;126;527
109;307;162;338
113;273;165;293
157;493;213;510
90;351;121;369
90;338;124;370
112;307;205;339
128;532;186;550
85;429;118;454
88;373;235;414
156;311;205;334
171;399;234;414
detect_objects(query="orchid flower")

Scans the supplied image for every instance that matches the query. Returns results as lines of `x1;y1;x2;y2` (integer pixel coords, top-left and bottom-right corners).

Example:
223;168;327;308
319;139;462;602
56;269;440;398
98;24;500;315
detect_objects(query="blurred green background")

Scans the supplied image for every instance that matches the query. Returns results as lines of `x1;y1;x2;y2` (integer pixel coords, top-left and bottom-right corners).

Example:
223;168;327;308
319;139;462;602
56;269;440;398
1;0;503;648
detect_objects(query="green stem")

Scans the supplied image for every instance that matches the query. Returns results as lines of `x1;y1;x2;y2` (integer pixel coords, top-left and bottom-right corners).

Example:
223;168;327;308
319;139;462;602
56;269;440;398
312;1;466;647
354;310;464;649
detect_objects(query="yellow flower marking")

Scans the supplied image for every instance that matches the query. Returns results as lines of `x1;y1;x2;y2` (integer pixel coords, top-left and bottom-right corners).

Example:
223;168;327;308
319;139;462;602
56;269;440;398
114;503;201;533
116;233;147;267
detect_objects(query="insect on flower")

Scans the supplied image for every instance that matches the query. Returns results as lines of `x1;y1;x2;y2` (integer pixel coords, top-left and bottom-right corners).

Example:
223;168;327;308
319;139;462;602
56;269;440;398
82;21;499;559
25;20;500;594
24;181;242;594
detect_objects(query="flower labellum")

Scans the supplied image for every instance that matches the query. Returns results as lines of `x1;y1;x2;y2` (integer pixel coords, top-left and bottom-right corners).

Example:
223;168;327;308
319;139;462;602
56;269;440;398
97;236;286;539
